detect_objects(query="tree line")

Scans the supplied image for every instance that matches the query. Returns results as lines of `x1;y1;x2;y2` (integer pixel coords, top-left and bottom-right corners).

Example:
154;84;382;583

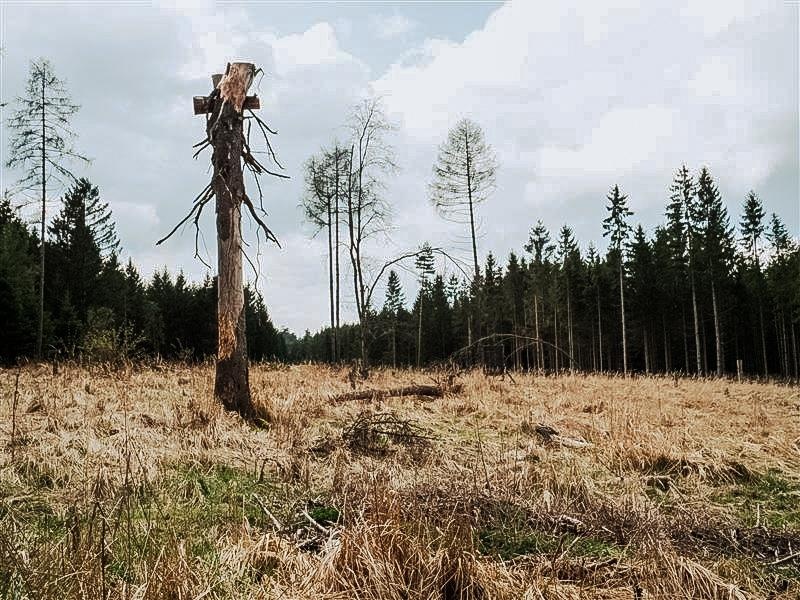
2;59;797;376
298;102;798;379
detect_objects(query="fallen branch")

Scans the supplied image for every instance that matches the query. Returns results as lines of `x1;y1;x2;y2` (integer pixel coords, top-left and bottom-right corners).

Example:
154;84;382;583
330;384;453;403
770;550;800;566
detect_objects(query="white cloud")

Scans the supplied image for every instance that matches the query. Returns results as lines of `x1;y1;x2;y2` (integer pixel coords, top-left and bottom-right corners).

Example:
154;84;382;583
266;23;362;75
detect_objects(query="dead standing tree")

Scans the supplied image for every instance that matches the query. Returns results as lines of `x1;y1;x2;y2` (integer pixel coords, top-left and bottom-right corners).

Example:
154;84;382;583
158;62;285;419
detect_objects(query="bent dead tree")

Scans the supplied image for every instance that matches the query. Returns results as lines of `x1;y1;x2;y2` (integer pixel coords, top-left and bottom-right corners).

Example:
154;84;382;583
158;62;285;419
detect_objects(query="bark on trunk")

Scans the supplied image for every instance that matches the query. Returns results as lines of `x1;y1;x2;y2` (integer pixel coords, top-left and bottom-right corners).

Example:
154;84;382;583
619;260;628;375
327;197;335;362
681;306;689;373
596;287;603;372
711;279;723;377
210;63;253;419
417;289;424;368
535;293;542;372
759;301;768;377
690;270;702;375
566;278;574;372
553;303;559;373
334;148;341;362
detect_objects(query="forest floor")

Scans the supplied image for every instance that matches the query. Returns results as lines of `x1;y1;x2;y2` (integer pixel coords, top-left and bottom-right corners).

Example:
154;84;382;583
0;364;799;599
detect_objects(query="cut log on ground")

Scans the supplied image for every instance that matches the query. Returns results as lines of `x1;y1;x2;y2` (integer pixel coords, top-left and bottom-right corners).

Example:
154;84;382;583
330;384;458;403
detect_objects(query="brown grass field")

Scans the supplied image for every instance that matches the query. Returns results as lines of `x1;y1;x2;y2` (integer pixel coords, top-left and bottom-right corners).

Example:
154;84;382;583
1;364;799;599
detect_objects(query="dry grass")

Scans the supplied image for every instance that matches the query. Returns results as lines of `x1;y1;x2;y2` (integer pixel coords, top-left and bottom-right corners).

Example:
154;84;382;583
1;364;799;599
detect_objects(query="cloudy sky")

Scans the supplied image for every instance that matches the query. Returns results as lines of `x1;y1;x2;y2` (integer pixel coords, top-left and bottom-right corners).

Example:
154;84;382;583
1;1;797;335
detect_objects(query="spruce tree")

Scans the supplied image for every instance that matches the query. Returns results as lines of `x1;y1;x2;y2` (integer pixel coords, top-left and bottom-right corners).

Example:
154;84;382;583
603;185;633;375
740;191;768;376
384;269;405;367
524;220;553;370
49;179;106;332
414;243;435;367
557;225;580;371
627;225;656;373
666;164;702;374
696;167;734;376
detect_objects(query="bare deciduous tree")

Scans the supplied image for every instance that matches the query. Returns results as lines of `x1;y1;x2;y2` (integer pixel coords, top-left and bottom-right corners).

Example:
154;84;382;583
344;98;396;369
302;145;348;361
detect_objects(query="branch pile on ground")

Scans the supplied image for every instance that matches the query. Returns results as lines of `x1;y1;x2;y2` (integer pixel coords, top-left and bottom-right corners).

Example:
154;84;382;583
342;411;437;456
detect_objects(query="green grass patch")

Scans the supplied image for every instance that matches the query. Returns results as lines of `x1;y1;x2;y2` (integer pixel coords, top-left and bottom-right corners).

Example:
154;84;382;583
475;502;621;560
713;470;800;529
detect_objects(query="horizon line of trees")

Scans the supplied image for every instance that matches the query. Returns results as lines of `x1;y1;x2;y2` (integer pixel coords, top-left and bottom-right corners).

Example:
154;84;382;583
3;59;798;377
297;160;798;379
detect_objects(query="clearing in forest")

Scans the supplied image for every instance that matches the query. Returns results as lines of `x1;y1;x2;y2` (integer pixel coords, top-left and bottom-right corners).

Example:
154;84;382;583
1;365;798;599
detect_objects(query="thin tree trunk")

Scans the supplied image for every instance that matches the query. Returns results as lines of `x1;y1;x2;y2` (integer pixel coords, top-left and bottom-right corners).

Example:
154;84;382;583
662;315;670;373
774;312;783;378
682;305;689;373
553;303;559;373
781;313;790;377
334;147;341;362
345;144;368;369
702;317;708;375
210;68;252;418
759;301;767;377
327;197;335;362
392;321;397;369
596;287;603;373
791;321;798;381
711;279;723;377
535;293;542;372
619;260;628;375
523;305;531;371
690;269;702;375
417;288;424;368
643;325;650;374
38;74;46;359
464;134;479;281
566;278;574;372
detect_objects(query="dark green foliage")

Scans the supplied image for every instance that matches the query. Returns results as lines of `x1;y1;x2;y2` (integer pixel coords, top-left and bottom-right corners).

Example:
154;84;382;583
0;197;38;361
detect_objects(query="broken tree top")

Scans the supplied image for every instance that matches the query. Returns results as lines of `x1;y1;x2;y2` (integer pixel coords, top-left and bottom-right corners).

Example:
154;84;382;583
193;62;261;115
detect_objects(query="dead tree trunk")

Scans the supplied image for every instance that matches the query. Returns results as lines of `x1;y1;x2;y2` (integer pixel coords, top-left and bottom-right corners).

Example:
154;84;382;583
209;64;254;417
159;62;283;420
